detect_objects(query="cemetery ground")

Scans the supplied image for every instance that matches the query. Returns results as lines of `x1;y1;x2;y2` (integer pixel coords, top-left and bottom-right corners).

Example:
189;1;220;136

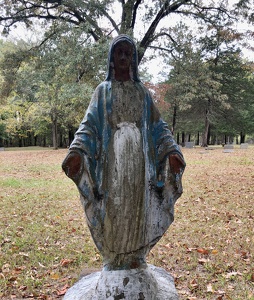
0;146;253;300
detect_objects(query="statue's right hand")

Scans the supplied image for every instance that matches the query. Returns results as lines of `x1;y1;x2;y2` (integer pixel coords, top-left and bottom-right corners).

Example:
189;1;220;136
62;150;83;181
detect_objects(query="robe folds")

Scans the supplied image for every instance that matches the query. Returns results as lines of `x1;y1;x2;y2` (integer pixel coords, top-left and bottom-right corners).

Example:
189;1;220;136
62;34;185;270
64;79;185;268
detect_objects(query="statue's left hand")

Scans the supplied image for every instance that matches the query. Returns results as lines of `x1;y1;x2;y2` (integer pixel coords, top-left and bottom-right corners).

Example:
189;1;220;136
169;154;185;174
62;150;83;182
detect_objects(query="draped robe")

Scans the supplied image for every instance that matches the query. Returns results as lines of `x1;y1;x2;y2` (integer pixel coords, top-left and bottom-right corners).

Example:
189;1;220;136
62;35;185;270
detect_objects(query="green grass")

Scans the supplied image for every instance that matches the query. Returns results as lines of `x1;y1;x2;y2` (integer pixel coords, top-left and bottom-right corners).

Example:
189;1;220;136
0;147;253;299
3;146;53;151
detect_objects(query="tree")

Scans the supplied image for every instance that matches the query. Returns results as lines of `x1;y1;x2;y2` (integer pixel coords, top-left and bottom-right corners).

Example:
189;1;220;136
214;57;254;144
161;22;227;146
1;0;252;72
200;17;254;144
0;37;94;148
162;20;254;147
1;1;253;147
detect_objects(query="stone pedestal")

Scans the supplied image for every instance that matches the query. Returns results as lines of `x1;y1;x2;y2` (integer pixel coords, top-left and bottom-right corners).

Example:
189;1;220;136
63;265;179;300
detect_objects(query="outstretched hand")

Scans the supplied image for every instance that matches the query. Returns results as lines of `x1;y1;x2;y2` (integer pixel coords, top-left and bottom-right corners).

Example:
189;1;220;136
169;154;185;174
62;151;83;180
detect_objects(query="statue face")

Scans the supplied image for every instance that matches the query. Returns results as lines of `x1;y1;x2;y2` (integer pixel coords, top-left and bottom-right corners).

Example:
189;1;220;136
113;41;133;72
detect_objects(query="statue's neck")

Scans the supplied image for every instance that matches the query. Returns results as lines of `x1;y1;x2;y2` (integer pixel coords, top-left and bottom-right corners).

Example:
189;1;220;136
114;69;131;82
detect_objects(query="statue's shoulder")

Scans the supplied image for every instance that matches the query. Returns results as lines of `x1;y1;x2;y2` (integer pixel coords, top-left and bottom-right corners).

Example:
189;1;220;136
135;81;147;90
134;81;151;99
95;81;111;91
91;81;110;101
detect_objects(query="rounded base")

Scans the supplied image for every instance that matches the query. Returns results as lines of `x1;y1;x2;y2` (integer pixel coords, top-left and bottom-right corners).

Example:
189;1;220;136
63;265;179;300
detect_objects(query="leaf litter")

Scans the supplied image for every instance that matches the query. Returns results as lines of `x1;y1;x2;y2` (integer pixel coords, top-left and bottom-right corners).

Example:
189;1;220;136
0;146;253;299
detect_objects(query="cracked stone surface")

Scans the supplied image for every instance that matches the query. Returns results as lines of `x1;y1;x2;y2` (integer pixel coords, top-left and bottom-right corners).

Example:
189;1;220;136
63;265;179;300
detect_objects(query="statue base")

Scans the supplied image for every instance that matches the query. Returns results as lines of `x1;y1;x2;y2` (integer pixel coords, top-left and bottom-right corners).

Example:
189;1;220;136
63;264;179;300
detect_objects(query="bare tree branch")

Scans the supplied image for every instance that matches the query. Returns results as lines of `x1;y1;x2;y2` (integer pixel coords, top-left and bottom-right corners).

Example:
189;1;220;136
96;6;120;35
152;32;178;46
131;0;142;29
138;0;191;62
0;0;244;66
148;45;174;53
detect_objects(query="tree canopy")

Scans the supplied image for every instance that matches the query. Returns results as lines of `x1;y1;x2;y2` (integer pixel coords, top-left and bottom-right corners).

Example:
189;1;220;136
160;22;254;146
1;0;253;66
0;0;253;148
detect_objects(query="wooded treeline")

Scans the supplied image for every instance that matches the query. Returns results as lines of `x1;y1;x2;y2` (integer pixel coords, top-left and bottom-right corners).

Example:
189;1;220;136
0;0;253;148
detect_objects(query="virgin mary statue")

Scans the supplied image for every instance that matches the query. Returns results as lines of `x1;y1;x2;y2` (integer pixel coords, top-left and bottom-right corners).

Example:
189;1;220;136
62;34;185;271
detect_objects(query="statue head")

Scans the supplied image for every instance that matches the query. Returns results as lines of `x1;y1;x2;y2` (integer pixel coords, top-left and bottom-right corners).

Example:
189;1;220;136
106;35;140;82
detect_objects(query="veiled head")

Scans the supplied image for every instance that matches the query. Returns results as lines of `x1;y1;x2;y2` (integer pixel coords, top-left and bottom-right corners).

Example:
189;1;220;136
106;34;140;82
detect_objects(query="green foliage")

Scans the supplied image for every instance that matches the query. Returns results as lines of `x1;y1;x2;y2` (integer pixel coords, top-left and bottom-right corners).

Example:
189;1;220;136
1;1;252;63
160;22;254;146
0;1;253;147
210;56;253;137
0;33;97;147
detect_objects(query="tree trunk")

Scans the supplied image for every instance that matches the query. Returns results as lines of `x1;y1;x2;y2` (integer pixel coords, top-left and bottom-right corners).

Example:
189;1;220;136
207;125;211;145
52;118;58;150
181;132;185;147
196;131;199;146
171;105;177;135
240;132;245;144
210;134;216;145
68;127;75;146
201;110;209;147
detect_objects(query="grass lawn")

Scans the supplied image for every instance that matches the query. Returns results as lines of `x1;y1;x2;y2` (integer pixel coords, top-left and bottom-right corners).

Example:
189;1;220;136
0;146;253;299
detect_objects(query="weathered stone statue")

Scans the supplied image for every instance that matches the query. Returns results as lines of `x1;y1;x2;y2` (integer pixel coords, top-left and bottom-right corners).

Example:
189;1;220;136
62;34;185;300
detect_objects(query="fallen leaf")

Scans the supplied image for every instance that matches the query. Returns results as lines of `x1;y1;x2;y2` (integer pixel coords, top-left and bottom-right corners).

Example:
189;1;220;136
2;263;10;273
57;284;69;296
163;243;172;249
197;248;209;255
186;247;196;252
38;262;46;268
38;294;48;300
207;283;214;293
198;258;209;264
189;278;198;289
12;267;24;275
215;290;225;295
8;276;17;282
50;273;60;280
11;245;19;252
60;258;73;267
18;252;29;258
224;271;242;279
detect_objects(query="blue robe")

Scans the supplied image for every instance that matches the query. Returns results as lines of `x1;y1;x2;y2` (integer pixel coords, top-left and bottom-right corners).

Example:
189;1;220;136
63;34;185;270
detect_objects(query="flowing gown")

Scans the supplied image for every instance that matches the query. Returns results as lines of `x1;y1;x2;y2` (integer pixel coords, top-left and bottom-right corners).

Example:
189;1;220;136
104;80;146;257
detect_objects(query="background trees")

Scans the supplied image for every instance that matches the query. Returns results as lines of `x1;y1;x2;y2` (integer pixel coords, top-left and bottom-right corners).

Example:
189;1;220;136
158;20;254;146
0;0;253;147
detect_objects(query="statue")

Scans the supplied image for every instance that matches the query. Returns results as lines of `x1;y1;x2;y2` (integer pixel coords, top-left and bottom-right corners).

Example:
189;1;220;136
62;34;185;299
